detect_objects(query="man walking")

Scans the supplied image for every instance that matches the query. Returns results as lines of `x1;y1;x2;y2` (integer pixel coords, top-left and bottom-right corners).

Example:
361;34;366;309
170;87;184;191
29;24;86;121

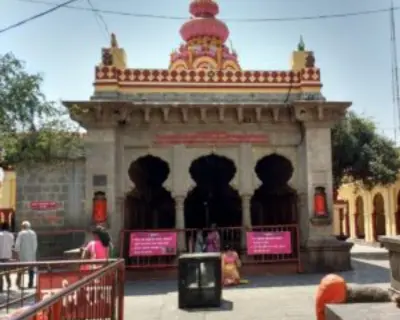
0;222;14;291
15;221;37;288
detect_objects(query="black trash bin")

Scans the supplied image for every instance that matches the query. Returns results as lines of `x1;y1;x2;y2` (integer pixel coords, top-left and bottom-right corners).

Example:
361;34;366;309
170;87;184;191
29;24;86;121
178;252;222;309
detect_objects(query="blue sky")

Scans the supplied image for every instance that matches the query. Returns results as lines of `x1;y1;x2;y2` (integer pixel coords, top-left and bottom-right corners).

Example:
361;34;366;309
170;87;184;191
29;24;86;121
0;0;399;139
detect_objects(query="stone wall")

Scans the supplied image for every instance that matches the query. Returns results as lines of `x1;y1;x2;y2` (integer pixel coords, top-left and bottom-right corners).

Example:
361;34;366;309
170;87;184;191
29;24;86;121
15;160;86;257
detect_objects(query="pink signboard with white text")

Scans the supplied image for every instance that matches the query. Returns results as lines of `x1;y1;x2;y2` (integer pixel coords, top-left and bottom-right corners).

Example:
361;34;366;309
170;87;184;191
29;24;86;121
246;231;292;255
129;232;177;257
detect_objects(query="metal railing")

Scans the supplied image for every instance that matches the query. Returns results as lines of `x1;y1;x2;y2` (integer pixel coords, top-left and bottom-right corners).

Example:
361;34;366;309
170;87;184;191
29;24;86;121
120;225;301;271
0;259;124;320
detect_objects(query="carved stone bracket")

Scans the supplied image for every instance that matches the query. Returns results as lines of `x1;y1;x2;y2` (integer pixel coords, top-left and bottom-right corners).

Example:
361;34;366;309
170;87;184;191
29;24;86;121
180;107;188;123
162;106;170;122
143;108;151;123
200;107;207;123
218;106;225;122
272;107;280;122
255;107;262;122
236;106;243;123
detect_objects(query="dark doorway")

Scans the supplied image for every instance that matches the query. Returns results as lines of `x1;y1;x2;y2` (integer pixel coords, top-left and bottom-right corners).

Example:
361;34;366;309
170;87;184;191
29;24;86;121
372;193;386;241
355;196;365;238
251;154;298;226
124;155;175;230
184;154;242;229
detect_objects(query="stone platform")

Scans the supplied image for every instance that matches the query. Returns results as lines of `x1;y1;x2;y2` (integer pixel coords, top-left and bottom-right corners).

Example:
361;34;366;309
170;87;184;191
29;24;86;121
326;303;400;320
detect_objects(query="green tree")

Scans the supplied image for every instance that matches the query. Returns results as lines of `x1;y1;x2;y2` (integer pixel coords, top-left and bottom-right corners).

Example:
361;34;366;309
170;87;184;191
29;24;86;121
0;53;83;165
332;111;400;190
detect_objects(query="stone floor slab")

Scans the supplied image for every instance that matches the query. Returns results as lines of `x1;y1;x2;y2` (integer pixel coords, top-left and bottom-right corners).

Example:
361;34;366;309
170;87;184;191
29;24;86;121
124;257;392;319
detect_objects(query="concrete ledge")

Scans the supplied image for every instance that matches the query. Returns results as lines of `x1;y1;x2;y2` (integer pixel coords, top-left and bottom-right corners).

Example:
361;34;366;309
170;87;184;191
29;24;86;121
309;216;332;226
326;303;400;320
380;236;400;293
301;238;353;273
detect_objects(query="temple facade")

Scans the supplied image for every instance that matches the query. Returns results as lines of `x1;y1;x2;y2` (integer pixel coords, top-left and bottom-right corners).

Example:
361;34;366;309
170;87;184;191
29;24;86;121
65;0;352;273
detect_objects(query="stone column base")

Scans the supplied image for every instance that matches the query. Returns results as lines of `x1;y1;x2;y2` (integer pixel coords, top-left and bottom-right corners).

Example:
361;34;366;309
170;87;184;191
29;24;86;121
300;236;353;273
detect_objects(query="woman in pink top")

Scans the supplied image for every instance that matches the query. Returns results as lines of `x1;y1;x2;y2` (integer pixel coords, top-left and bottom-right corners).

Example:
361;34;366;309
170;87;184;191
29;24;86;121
221;245;241;286
206;224;220;253
81;226;111;270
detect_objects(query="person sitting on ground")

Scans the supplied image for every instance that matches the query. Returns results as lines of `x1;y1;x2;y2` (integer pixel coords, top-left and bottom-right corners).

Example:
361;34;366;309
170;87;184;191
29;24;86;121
221;245;241;286
316;273;400;320
81;225;112;270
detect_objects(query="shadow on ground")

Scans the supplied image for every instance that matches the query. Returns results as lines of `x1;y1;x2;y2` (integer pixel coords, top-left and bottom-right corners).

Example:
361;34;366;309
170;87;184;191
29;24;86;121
124;258;391;297
182;299;233;313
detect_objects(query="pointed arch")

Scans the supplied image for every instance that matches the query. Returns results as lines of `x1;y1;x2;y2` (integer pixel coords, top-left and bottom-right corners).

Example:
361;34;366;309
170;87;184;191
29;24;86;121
372;193;386;241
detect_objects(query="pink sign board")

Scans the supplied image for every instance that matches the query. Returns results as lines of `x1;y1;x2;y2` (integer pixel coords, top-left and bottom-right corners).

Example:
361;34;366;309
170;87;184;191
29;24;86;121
30;201;60;211
129;232;177;257
246;231;292;255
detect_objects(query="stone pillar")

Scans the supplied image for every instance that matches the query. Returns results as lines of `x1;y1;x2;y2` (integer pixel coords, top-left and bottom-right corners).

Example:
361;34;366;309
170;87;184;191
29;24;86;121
350;212;357;239
384;189;393;236
84;128;119;242
364;193;374;243
174;195;186;252
239;144;254;249
171;144;189;252
299;124;352;273
389;188;398;236
241;194;252;248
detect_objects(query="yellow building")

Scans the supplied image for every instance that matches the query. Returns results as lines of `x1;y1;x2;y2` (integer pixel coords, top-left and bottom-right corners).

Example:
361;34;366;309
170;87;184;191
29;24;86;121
0;168;16;229
336;182;400;242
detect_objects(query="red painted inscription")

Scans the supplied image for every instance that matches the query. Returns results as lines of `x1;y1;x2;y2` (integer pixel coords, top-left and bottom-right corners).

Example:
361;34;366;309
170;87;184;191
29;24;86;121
154;131;268;145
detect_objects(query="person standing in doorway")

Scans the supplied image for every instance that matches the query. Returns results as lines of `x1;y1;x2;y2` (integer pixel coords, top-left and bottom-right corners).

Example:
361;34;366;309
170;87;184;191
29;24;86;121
206;223;220;252
194;229;205;253
0;222;14;291
15;221;37;289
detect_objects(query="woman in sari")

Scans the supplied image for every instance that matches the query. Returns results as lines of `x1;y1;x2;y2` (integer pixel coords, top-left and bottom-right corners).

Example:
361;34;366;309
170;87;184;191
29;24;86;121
81;225;112;270
206;224;220;252
221;245;241;286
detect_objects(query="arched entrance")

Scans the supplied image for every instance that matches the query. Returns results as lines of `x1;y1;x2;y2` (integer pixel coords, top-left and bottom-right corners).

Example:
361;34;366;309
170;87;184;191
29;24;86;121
372;193;386;241
184;154;242;228
124;155;175;230
184;154;242;251
250;154;297;225
355;196;365;239
396;191;400;235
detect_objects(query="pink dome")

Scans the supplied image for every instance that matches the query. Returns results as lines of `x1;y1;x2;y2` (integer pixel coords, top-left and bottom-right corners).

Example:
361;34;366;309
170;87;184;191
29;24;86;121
190;0;219;17
180;18;229;43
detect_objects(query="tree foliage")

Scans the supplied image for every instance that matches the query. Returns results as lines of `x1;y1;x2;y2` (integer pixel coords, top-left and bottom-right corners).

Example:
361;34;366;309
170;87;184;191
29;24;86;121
332;111;400;190
0;53;83;166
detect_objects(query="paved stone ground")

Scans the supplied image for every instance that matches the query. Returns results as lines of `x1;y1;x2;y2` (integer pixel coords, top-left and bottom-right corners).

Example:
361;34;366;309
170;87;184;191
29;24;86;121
0;245;391;319
125;245;392;320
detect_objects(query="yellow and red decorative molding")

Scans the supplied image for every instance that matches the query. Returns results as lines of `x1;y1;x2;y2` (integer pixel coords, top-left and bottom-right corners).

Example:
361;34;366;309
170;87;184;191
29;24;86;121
93;0;322;94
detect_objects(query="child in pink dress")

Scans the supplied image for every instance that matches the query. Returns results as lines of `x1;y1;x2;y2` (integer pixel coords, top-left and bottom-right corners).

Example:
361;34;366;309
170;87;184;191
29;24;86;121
80;226;111;271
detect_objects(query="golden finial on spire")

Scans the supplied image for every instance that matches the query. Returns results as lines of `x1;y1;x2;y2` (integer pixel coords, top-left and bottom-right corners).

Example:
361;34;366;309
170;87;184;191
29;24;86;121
111;33;118;48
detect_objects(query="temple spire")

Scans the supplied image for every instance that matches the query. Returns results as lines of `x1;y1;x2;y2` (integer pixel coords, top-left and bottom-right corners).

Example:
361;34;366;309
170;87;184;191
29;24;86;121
111;33;118;48
297;35;305;51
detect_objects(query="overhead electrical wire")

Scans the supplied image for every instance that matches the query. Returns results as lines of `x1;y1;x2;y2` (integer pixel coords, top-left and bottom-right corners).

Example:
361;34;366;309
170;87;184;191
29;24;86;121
16;0;400;23
0;0;79;34
86;0;110;40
